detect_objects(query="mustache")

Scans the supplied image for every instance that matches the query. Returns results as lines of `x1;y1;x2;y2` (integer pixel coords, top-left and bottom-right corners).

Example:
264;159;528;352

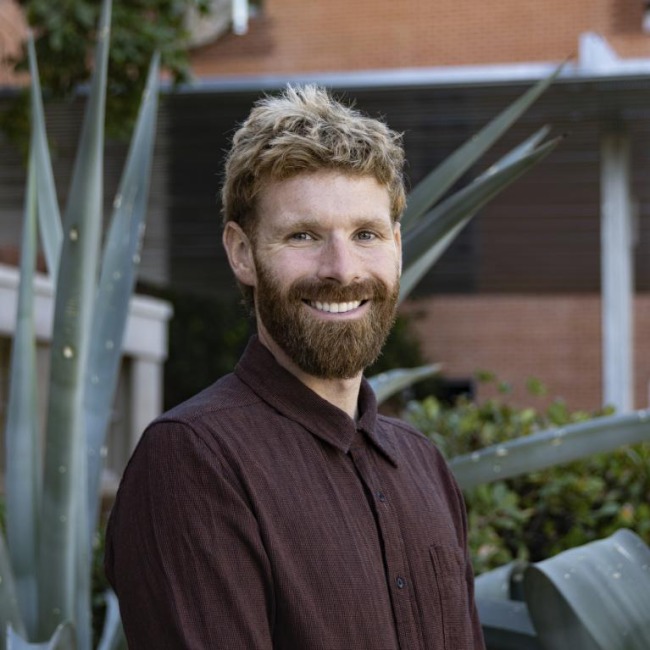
287;277;392;303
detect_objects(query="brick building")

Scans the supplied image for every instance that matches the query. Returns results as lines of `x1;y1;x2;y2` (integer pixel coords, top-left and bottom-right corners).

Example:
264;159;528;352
190;0;650;75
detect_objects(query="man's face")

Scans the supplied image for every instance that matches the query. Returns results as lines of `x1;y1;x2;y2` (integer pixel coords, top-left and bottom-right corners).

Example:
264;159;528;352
249;170;402;379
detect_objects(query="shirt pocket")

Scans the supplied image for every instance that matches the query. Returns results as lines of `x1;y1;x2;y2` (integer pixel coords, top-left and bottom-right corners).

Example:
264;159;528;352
428;544;473;649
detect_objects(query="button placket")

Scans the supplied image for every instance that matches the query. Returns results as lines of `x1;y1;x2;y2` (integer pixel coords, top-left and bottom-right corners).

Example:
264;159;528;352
349;443;421;650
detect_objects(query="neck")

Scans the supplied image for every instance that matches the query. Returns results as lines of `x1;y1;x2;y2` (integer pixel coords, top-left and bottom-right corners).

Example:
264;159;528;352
257;327;362;419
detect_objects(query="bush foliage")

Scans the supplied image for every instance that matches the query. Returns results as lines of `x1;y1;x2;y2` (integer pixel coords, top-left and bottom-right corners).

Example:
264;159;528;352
3;0;211;146
406;373;650;575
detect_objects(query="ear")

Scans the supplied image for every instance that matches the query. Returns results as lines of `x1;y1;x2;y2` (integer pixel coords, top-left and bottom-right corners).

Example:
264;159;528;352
222;221;257;288
393;221;403;276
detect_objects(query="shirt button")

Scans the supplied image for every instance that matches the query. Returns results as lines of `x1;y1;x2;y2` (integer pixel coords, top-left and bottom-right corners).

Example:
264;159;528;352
377;491;387;503
396;576;406;589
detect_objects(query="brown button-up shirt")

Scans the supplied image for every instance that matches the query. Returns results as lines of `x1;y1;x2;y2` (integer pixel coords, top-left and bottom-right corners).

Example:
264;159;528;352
105;336;485;649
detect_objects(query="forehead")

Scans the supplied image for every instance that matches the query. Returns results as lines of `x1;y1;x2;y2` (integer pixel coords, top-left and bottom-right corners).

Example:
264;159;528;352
256;171;392;229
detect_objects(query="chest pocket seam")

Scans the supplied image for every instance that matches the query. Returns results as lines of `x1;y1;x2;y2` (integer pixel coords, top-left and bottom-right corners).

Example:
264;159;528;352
429;543;472;649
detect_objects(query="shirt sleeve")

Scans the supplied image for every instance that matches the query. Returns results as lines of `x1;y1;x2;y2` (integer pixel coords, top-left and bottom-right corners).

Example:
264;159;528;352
104;420;275;649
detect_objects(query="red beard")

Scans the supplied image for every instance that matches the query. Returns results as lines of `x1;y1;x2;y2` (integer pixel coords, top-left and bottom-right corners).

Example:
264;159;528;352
254;261;399;379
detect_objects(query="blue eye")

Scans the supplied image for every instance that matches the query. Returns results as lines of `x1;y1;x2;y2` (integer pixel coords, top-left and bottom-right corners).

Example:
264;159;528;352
356;231;376;241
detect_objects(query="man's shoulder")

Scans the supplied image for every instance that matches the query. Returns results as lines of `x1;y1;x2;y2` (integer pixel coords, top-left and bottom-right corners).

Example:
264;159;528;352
157;372;261;428
376;413;450;468
376;413;430;445
376;413;464;509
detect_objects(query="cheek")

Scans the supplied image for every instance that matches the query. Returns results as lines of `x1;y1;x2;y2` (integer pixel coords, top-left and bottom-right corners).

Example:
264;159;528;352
275;253;318;279
367;249;401;280
258;254;312;295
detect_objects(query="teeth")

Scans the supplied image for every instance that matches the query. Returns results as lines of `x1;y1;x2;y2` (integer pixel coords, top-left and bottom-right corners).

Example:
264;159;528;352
310;300;361;314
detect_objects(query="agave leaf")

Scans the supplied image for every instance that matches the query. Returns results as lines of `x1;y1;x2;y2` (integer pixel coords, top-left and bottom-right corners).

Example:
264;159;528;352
401;67;561;231
398;127;555;301
486;125;551;173
26;34;62;280
84;53;160;540
524;529;650;649
368;363;441;404
96;590;126;650
4;143;40;638
401;136;562;271
450;409;650;491
38;0;112;645
0;532;27;644
7;622;75;650
474;560;528;601
399;217;469;303
476;599;540;650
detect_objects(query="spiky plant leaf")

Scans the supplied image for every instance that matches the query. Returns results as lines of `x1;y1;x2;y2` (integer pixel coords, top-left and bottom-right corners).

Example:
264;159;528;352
7;622;74;650
85;52;161;539
450;409;650;490
401;136;562;274
524;529;650;650
4;143;39;639
26;35;62;280
475;599;539;650
38;0;111;645
399;127;557;301
487;125;551;171
377;106;559;403
96;590;126;650
369;364;441;404
399;217;469;303
0;532;27;643
401;69;561;231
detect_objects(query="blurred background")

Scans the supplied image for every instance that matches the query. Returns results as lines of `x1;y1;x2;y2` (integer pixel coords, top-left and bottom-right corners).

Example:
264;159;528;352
2;0;650;472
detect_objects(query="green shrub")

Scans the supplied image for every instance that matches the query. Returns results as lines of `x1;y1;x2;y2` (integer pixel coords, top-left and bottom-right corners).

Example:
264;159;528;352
405;374;650;575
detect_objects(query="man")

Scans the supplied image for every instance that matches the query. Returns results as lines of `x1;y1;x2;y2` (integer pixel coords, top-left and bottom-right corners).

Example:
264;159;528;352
105;85;485;649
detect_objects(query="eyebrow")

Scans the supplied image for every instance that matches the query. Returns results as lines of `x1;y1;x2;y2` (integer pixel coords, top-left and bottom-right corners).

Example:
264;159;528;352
273;214;394;235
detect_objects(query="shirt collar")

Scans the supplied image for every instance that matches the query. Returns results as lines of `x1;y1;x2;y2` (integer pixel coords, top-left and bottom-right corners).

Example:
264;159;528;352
234;336;398;465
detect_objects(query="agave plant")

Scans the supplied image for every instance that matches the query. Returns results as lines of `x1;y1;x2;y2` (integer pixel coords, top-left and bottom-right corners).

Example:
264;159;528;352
450;408;650;491
475;524;650;649
370;69;562;400
1;0;160;647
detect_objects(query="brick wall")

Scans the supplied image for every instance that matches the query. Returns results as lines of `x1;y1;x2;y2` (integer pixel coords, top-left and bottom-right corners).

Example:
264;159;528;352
191;0;650;77
2;1;649;82
401;293;650;412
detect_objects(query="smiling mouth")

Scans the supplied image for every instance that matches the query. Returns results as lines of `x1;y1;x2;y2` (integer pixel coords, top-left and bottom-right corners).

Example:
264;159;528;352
305;300;367;314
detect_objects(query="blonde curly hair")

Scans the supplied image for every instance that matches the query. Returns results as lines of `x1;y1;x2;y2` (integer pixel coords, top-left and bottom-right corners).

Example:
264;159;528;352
221;85;406;233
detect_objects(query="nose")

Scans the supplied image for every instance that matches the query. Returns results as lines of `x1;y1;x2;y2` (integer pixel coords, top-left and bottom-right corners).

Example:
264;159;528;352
316;235;361;285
